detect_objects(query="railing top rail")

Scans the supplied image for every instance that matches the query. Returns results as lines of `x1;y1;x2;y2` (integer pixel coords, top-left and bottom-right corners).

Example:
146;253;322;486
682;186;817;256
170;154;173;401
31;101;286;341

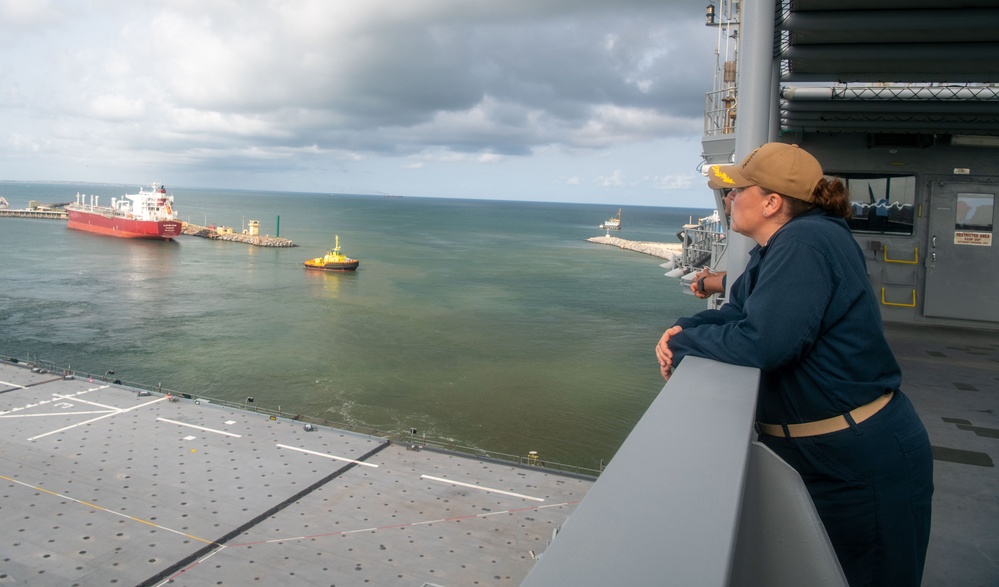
523;356;760;586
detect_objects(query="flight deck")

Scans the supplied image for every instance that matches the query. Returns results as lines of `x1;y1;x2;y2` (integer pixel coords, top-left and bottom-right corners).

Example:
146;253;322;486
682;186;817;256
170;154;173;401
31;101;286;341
0;361;591;586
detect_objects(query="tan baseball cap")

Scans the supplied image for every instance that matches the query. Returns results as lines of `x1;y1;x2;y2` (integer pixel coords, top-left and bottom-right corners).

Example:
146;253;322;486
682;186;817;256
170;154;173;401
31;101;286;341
706;142;823;202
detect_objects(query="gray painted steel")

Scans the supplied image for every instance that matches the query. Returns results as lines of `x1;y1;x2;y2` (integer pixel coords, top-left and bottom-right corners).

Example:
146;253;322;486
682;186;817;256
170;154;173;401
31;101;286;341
731;443;847;587
522;356;847;587
523;356;760;586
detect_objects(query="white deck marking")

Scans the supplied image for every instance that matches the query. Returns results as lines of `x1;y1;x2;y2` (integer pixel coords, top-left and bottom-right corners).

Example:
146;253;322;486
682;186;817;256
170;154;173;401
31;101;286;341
276;443;380;467
420;474;545;502
154;545;227;587
52;393;121;411
0;387;106;416
27;397;166;441
157;417;242;438
0;380;26;388
1;410;116;418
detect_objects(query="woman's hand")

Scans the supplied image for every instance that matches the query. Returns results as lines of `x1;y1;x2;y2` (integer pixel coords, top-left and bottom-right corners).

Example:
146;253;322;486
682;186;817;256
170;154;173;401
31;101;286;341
690;268;725;299
655;325;683;381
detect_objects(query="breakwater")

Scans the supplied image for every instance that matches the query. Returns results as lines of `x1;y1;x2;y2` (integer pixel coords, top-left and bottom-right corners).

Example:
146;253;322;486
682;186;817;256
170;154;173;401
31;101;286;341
181;223;297;247
586;235;681;260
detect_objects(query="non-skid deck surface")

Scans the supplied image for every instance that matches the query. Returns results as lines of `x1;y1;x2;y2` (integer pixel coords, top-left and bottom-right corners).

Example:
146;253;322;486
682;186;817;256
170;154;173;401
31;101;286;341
0;363;590;586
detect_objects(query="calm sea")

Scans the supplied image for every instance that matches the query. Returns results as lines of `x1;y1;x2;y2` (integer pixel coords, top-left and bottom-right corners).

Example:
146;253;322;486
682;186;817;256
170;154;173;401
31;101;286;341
0;182;710;469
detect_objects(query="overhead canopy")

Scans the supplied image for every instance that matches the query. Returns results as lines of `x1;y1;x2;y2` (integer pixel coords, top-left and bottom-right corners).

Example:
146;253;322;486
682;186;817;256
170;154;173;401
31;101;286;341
777;0;999;135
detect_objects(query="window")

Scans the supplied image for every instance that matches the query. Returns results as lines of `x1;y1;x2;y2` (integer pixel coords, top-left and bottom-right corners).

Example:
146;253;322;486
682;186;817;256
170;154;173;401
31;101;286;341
955;193;994;232
834;174;916;235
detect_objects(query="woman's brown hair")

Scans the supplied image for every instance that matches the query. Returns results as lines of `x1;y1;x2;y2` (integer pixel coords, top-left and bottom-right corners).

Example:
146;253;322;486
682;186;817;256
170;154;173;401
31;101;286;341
783;177;852;219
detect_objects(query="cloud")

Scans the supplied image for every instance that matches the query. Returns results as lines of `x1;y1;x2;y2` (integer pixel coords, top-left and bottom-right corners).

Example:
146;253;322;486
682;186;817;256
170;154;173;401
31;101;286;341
88;94;147;121
0;0;61;29
595;169;624;188
0;0;718;206
6;132;43;152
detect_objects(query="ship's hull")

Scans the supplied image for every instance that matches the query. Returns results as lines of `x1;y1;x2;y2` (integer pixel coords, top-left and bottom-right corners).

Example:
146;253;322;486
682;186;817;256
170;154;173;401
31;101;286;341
67;209;182;240
304;260;359;272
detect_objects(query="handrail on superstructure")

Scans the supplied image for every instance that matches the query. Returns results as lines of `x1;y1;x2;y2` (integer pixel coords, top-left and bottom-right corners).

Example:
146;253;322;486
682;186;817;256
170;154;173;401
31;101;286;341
523;356;847;586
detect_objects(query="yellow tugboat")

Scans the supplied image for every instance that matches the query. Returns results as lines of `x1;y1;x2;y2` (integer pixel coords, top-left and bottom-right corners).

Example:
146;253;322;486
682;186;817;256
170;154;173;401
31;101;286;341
303;235;360;272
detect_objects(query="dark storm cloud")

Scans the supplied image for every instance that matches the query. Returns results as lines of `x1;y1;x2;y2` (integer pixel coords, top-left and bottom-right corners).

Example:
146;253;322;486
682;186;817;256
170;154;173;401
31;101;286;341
0;0;718;205
99;0;712;156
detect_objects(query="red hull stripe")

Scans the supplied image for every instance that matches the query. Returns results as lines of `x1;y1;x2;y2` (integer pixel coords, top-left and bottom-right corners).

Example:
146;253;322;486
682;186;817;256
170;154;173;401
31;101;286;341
67;212;181;240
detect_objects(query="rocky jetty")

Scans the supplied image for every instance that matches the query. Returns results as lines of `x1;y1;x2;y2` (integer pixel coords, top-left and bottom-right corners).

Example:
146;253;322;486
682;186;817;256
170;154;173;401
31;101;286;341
182;224;297;247
586;235;681;260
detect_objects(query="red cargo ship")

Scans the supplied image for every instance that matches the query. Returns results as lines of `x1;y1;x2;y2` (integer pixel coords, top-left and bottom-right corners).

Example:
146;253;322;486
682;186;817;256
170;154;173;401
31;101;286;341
66;183;182;240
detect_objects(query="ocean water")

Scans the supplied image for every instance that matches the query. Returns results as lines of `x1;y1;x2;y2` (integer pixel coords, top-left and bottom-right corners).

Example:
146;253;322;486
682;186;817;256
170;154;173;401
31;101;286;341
0;182;710;469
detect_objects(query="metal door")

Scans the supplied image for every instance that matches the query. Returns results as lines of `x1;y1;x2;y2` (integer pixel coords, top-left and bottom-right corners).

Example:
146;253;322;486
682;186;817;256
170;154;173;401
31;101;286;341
924;181;999;322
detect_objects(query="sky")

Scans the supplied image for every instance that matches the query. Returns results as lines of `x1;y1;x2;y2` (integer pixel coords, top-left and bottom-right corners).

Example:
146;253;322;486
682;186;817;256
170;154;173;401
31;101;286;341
0;0;718;208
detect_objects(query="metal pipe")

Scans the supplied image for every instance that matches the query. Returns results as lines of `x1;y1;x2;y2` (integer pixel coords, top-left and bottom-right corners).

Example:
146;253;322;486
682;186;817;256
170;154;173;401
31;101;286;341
782;102;999;114
780;9;999;32
782;86;999;102
781;118;999;132
780;43;999;61
783;72;999;83
725;0;778;294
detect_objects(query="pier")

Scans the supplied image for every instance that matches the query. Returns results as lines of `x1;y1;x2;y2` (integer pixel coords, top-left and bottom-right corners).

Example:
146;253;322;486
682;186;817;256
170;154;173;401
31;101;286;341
0;208;68;220
181;222;297;247
586;235;681;260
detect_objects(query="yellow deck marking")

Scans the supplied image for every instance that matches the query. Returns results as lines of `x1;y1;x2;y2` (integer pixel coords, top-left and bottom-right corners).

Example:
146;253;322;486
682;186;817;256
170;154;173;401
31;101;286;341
0;474;215;544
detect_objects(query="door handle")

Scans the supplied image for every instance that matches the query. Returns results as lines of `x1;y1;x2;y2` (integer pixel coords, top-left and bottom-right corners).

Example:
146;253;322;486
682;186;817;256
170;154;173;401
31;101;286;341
932;235;937;248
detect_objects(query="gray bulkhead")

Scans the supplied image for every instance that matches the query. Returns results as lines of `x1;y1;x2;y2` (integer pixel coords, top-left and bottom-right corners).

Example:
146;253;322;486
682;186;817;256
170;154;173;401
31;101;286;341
701;0;999;330
796;134;999;327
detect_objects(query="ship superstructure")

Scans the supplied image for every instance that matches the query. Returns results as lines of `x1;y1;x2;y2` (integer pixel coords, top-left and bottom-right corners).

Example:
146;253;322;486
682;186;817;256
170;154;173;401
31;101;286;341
692;0;999;330
599;208;622;230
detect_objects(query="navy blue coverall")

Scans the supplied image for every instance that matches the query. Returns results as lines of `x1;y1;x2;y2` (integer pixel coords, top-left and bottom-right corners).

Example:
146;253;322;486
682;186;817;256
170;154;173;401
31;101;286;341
667;209;933;586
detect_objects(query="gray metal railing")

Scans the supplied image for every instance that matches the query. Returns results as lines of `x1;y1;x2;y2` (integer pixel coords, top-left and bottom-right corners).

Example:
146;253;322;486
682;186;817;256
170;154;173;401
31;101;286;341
705;87;739;137
522;356;847;586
